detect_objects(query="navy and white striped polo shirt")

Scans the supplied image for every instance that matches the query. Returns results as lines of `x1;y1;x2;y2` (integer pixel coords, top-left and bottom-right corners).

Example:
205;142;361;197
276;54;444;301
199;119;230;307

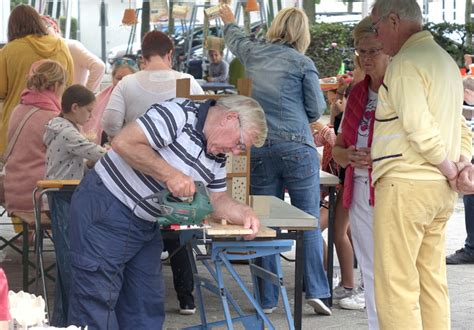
95;98;227;222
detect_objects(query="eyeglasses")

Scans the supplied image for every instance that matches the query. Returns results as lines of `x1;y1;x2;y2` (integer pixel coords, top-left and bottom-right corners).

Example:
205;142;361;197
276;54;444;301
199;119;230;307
114;57;139;69
354;48;383;58
235;117;246;151
370;15;385;35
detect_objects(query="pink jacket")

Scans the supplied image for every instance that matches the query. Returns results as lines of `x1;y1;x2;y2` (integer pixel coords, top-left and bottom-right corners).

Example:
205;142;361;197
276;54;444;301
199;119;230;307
4;89;61;212
82;85;113;144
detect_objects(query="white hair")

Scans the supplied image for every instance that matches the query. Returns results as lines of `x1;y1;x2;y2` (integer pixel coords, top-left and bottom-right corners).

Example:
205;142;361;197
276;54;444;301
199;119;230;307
216;95;268;147
372;0;422;24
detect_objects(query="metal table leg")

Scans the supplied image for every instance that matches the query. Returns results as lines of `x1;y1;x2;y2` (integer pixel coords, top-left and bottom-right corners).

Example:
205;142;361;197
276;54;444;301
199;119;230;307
294;230;304;330
326;186;337;306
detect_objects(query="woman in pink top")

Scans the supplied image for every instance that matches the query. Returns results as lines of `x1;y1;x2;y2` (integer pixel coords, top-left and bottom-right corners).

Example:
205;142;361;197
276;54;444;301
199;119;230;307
82;58;138;145
4;60;66;217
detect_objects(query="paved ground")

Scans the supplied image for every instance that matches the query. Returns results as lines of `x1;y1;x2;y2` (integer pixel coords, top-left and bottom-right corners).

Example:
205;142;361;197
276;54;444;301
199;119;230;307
1;198;473;329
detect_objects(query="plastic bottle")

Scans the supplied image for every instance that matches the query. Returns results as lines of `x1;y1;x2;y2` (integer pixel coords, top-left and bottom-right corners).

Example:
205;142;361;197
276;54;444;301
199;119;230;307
0;268;10;329
338;61;346;75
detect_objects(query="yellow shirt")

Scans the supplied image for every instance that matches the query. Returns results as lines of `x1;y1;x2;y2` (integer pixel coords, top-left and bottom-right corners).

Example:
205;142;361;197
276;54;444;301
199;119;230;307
372;31;472;183
0;34;74;154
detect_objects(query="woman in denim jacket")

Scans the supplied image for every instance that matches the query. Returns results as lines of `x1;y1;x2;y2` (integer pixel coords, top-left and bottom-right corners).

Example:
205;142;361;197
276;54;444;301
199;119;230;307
219;6;331;315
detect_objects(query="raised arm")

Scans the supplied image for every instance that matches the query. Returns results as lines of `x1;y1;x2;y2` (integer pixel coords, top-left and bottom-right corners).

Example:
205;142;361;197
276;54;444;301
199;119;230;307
220;5;254;65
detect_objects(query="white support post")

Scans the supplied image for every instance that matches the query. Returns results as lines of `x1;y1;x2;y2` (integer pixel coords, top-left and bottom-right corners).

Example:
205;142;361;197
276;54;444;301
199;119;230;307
362;0;369;18
0;0;10;43
52;0;59;19
65;0;73;39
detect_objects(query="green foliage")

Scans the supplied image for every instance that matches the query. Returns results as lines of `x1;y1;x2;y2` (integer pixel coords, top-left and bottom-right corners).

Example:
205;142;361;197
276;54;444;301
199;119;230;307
423;22;474;66
307;22;354;78
307;21;474;77
59;16;78;40
10;0;28;10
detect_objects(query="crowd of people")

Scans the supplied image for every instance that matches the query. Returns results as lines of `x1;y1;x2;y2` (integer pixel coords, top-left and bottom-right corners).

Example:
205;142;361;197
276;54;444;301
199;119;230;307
0;0;473;329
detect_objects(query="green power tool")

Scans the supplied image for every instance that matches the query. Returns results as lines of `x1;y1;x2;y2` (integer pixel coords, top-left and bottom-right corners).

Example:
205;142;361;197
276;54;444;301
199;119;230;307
154;181;214;226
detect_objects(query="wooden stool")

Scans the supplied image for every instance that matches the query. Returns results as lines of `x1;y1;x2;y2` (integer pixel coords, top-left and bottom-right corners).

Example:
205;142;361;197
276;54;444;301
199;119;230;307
9;211;51;292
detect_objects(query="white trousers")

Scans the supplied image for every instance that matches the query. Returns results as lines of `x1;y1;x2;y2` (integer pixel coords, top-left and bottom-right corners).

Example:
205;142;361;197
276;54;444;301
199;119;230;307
349;176;379;330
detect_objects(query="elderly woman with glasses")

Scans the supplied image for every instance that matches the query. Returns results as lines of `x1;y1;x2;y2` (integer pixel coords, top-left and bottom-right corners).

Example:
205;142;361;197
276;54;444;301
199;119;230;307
331;16;390;329
219;6;332;315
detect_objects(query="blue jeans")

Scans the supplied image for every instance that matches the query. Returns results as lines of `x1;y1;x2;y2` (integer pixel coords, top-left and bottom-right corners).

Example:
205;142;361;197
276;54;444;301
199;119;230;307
67;170;165;329
250;140;330;308
48;191;73;327
463;194;474;254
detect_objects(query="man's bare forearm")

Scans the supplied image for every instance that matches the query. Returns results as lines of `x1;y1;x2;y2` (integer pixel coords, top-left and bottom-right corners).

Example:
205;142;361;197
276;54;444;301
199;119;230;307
210;192;250;223
113;139;177;182
111;123;179;184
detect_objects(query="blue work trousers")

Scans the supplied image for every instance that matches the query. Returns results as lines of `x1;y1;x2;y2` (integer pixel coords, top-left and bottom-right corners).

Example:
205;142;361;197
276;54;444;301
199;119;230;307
67;170;165;330
250;140;330;308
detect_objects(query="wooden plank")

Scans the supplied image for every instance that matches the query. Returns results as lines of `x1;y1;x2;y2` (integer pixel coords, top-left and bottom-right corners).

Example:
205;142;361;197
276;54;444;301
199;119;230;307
206;221;276;237
237;78;252;96
36;179;80;189
176;78;191;98
226;172;247;178
11;212;50;226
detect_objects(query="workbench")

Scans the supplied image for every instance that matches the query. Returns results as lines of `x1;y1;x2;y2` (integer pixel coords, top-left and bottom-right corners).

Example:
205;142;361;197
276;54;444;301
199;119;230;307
319;170;341;307
176;210;294;330
165;171;339;330
250;173;339;330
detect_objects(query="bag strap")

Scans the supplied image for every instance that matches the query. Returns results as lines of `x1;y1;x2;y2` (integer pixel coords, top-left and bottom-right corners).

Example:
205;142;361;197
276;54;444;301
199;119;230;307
1;107;40;164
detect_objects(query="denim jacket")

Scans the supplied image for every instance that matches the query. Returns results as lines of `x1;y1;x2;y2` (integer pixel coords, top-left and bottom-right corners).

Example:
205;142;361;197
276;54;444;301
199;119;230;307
224;23;326;148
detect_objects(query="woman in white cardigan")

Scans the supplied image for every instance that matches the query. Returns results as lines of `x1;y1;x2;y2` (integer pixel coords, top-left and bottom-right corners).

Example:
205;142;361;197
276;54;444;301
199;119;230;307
102;30;203;139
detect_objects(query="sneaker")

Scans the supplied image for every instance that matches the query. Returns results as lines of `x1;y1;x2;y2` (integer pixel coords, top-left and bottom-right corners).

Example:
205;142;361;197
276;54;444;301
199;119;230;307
446;248;474;264
179;295;196;315
339;291;365;310
262;306;277;314
332;284;354;302
160;251;169;261
179;303;196;315
307;298;332;316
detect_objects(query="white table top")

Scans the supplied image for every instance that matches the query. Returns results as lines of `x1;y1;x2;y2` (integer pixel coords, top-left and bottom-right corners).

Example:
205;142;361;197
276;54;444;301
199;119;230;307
251;195;317;230
320;170;340;186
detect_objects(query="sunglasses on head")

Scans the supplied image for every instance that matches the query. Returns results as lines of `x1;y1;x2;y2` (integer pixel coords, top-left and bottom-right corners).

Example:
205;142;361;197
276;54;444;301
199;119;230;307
114;57;139;69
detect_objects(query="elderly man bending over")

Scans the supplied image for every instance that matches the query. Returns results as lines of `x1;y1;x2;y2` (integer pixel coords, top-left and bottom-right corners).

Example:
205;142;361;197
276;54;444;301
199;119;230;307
67;96;267;329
